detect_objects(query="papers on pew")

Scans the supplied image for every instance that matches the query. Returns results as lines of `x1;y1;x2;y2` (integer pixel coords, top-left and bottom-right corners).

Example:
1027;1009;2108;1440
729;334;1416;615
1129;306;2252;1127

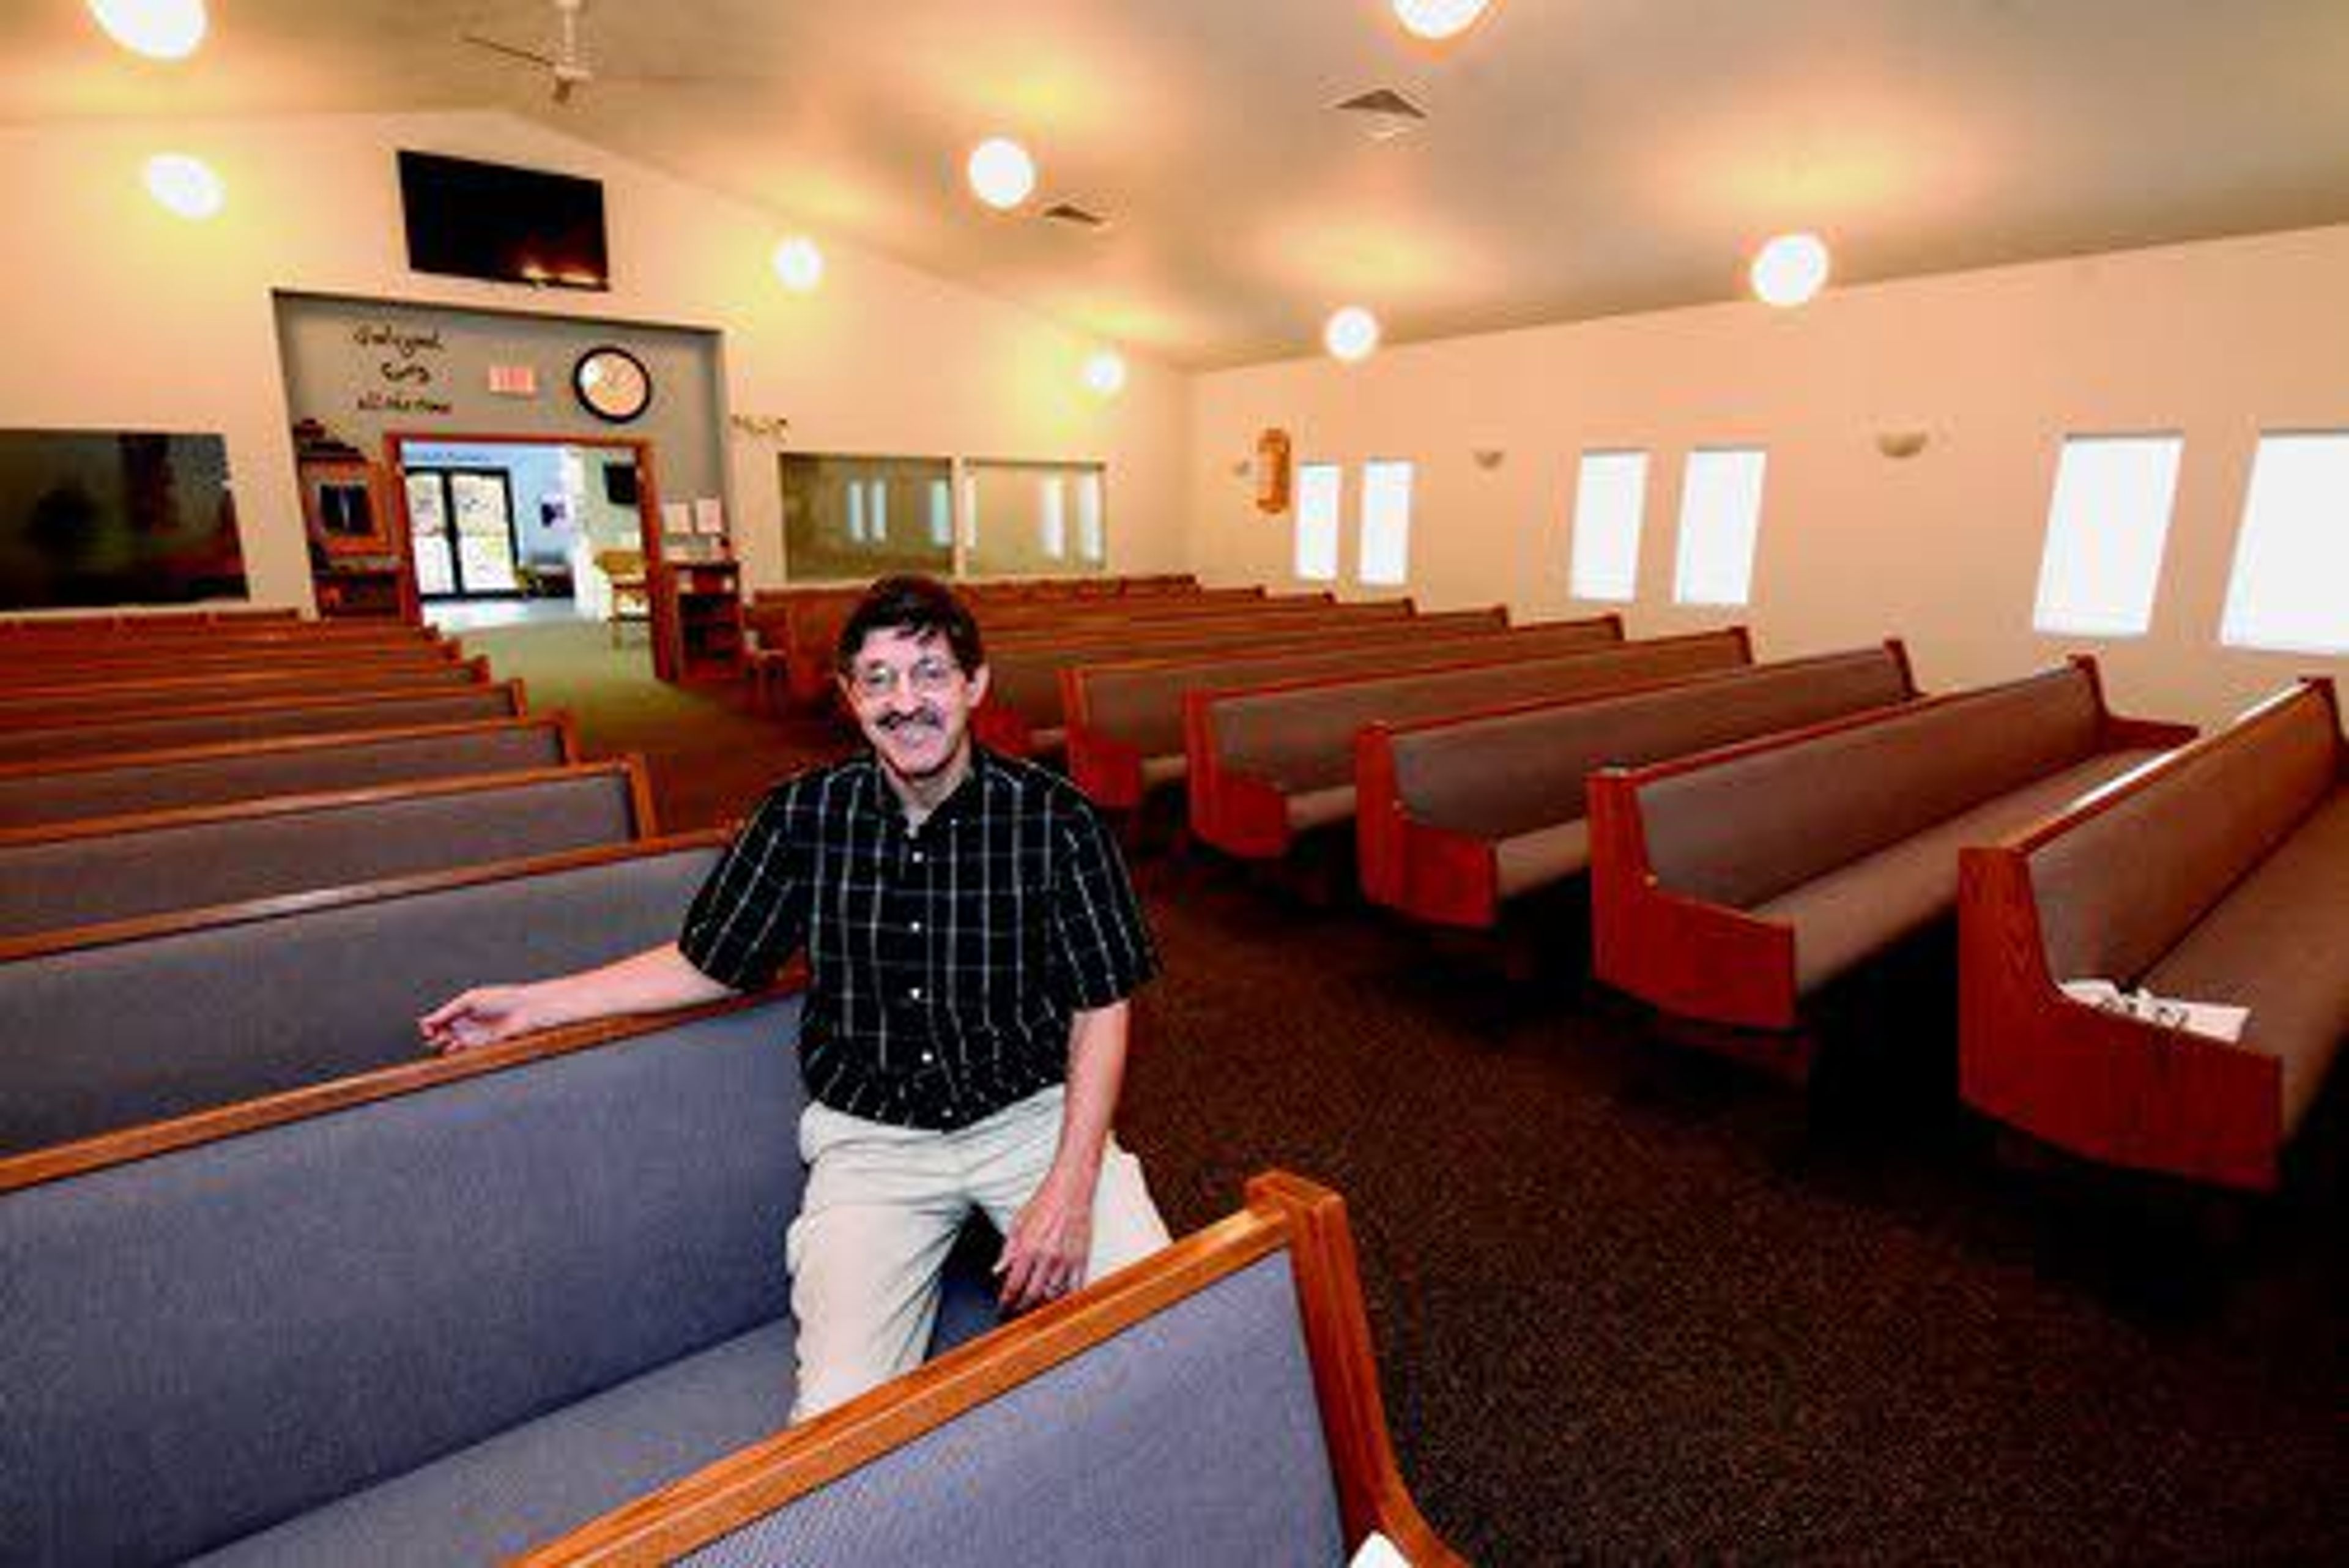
2059;979;2249;1043
1351;1531;1414;1568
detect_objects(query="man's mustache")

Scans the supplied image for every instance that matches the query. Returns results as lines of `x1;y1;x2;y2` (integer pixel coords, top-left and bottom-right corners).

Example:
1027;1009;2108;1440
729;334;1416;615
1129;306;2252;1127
878;708;944;732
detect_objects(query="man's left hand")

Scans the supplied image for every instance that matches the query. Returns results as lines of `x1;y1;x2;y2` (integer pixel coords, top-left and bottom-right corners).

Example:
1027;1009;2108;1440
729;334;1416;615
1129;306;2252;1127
996;1165;1094;1312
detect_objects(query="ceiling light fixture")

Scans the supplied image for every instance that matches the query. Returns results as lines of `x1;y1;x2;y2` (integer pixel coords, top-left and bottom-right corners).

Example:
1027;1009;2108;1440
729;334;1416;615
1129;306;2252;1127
1392;0;1493;42
89;0;208;60
771;236;824;293
1084;350;1128;398
1750;231;1831;308
967;137;1037;211
143;152;223;220
1324;306;1381;363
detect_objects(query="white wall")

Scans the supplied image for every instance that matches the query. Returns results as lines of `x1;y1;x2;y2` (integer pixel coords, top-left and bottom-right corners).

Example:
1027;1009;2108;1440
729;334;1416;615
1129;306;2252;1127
0;109;1187;612
1188;225;2349;726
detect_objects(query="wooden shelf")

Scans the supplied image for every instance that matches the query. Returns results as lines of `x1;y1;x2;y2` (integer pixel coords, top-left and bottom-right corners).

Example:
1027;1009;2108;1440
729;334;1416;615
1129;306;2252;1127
653;559;744;683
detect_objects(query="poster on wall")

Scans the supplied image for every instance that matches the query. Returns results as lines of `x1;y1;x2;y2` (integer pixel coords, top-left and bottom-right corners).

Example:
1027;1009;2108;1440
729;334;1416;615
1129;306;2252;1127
0;429;248;609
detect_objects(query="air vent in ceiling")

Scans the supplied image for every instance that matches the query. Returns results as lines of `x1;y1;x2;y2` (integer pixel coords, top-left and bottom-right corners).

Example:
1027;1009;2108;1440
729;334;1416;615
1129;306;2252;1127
1334;87;1428;141
1043;201;1110;229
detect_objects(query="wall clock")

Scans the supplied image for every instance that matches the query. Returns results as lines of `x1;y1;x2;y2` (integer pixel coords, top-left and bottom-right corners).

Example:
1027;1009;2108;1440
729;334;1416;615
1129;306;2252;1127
573;344;653;423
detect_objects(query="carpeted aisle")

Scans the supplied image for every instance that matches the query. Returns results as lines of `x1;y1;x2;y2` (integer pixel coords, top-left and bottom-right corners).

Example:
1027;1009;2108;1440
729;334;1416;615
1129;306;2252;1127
459;619;2347;1565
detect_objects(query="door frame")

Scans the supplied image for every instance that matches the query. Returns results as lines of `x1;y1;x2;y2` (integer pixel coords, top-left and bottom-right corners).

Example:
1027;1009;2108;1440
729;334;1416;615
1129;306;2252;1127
383;430;662;611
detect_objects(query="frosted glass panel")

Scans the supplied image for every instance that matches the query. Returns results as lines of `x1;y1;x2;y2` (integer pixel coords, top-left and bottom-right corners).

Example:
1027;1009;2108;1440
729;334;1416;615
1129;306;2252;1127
779;453;952;579
2221;432;2349;654
1294;463;1340;582
1571;450;1647;602
2032;434;2181;636
1672;448;1766;607
965;461;1107;576
1359;460;1413;588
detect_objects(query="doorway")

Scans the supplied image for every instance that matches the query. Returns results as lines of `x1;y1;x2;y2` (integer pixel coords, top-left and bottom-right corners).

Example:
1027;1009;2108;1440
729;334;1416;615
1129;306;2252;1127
404;467;522;599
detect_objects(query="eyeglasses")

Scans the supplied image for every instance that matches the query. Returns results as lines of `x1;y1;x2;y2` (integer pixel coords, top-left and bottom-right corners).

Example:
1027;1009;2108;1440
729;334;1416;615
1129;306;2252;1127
847;656;961;700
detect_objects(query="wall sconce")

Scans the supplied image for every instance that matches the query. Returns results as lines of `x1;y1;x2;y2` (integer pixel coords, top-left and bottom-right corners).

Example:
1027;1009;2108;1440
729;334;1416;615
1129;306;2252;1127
1471;447;1506;470
1875;429;1929;459
729;414;791;439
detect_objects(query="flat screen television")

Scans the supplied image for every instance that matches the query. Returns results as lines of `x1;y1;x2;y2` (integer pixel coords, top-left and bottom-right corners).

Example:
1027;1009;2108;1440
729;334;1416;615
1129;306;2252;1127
603;463;640;506
0;429;248;609
398;149;610;291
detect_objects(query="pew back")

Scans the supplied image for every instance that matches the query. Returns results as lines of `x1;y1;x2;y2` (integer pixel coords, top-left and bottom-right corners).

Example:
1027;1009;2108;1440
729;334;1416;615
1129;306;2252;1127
0;681;528;765
0;656;489;729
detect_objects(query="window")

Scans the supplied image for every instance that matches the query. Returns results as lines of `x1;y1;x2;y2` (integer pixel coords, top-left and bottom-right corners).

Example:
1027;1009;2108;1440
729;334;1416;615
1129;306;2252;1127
964;460;1108;576
778;453;952;579
1570;450;1647;601
1358;459;1414;587
2220;432;2349;655
2032;434;2183;636
1672;447;1767;606
1294;462;1341;582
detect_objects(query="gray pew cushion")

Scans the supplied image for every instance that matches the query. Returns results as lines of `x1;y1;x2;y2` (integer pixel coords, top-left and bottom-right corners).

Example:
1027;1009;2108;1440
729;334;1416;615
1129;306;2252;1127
0;688;519;765
674;1254;1346;1568
1495;820;1594;899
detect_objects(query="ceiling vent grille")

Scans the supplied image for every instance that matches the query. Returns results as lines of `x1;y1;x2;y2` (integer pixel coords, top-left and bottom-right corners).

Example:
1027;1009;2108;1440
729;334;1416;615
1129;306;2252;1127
1334;87;1428;141
1042;202;1110;229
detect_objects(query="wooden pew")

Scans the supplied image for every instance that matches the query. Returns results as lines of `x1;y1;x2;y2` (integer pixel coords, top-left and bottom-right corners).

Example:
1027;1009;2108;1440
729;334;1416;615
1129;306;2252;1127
1585;659;2195;1077
0;758;655;940
1357;643;1916;928
0;680;528;765
0;833;721;1158
1063;614;1626;811
0;714;578;830
0;990;1004;1567
0;653;491;729
1187;628;1755;860
522;1173;1458;1568
1959;678;2347;1192
0;605;302;633
972;604;1508;755
0;633;462;686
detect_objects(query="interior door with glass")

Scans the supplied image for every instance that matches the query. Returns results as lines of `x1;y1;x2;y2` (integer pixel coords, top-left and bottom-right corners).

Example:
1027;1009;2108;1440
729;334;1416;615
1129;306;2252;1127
406;468;521;598
406;471;455;596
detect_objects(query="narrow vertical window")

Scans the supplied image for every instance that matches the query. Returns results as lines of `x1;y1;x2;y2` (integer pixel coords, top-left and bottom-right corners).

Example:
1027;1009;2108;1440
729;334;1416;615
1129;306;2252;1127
1075;469;1106;562
1294;462;1341;582
1673;447;1767;606
1570;449;1647;602
1039;474;1067;560
867;479;888;543
2221;432;2349;654
1359;459;1414;587
845;480;867;545
928;479;953;548
2033;434;2183;636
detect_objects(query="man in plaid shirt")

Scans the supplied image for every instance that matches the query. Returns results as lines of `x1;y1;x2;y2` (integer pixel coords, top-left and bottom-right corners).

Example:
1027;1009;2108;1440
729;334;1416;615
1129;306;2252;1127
422;575;1170;1418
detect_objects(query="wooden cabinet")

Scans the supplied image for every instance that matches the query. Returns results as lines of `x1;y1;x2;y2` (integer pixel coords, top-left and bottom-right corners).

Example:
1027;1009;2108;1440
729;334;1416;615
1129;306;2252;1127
298;456;418;622
653;559;745;683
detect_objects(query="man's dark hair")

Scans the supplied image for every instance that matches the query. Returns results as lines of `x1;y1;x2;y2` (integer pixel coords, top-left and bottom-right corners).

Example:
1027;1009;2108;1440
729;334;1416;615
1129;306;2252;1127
835;574;985;675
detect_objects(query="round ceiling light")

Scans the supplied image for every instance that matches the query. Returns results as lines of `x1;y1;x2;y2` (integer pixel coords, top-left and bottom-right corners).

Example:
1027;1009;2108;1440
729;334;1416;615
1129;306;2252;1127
1392;0;1493;42
1750;231;1831;308
1083;349;1128;398
1323;306;1381;363
771;236;825;292
89;0;208;60
143;152;223;220
967;137;1037;210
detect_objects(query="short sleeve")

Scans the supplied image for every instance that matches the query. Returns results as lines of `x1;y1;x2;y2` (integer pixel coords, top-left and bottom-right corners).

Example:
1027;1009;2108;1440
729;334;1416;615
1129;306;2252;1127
1044;795;1159;1009
678;786;811;991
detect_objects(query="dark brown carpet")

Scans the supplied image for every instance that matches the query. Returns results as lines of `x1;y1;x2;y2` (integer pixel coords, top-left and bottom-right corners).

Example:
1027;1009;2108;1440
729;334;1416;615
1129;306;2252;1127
469;623;2347;1566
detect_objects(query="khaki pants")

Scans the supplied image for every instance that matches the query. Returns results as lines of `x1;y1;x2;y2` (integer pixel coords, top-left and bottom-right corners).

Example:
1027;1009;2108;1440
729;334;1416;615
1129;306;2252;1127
785;1085;1170;1420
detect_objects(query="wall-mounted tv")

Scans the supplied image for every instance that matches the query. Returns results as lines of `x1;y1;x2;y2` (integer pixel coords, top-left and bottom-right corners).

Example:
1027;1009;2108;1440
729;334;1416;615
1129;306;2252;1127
398;149;610;291
0;430;248;609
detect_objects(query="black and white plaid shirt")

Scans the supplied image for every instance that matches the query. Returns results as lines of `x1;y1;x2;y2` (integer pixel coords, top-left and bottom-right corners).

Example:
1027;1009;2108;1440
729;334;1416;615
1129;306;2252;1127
679;746;1157;1130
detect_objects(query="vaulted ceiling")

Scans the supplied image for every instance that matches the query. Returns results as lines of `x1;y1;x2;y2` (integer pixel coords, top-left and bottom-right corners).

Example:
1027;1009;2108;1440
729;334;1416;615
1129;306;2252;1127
9;0;2349;367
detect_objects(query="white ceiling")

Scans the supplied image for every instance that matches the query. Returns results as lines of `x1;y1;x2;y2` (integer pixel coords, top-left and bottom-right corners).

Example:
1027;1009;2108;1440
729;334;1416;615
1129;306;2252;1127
9;0;2349;368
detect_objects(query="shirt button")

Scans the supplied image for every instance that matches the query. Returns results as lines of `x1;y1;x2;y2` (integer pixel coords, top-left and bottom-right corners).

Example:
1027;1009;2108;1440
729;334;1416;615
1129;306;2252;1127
911;851;924;864
921;1051;935;1065
909;986;924;1000
910;920;922;932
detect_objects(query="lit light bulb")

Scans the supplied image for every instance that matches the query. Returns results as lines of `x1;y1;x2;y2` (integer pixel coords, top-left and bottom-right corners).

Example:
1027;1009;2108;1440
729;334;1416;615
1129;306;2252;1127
1083;350;1127;397
771;236;824;292
144;152;223;220
1393;0;1492;42
967;137;1037;210
1750;231;1831;308
89;0;208;60
1324;305;1381;363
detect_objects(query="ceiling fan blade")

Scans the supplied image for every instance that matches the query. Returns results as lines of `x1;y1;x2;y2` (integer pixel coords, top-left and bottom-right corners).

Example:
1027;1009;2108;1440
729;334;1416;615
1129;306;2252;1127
462;32;557;69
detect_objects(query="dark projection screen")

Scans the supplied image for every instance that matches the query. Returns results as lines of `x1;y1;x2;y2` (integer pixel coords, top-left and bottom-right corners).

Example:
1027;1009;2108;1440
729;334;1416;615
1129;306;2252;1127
0;430;249;609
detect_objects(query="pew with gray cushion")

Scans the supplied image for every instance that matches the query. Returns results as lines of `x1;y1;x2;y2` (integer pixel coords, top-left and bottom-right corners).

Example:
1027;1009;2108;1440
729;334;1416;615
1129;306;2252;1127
1586;659;2195;1076
521;1172;1460;1568
0;633;460;686
0;714;577;829
1187;628;1754;859
0;834;722;1156
1357;644;1916;927
1959;678;2347;1192
0;992;1004;1567
973;603;1507;756
1063;613;1626;810
0;759;654;940
0;655;491;729
0;680;528;765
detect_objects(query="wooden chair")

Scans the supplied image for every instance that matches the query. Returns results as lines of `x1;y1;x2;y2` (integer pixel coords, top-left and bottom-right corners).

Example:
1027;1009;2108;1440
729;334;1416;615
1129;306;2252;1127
595;548;651;647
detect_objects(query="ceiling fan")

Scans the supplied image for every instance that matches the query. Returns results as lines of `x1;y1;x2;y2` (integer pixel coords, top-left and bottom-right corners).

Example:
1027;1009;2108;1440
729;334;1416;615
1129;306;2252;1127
464;0;732;104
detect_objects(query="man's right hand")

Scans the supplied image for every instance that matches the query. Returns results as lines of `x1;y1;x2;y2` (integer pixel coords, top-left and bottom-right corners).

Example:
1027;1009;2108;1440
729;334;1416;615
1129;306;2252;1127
418;984;554;1054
